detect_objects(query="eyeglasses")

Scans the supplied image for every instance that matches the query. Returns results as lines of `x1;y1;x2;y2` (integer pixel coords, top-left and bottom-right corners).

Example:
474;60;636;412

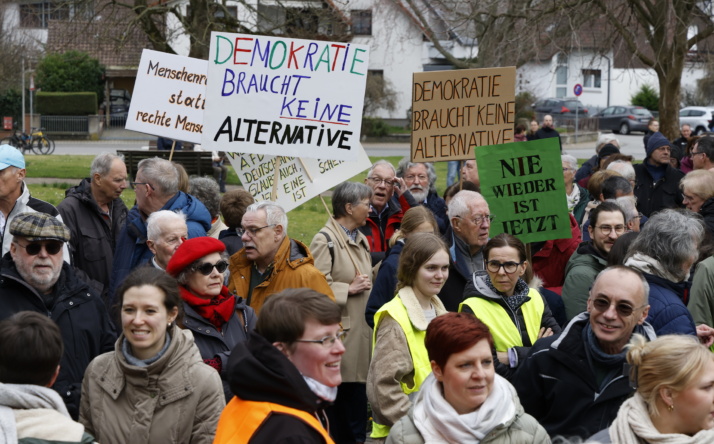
404;174;428;182
594;225;626;235
632;212;644;220
129;182;155;191
456;214;494;225
295;330;348;348
591;297;645;317
237;224;276;238
192;260;229;276
367;177;395;187
562;167;574;172
15;241;63;256
486;260;524;274
691;151;705;157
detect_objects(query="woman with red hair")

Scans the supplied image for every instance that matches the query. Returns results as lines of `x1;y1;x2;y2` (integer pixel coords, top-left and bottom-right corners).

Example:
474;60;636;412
386;312;548;443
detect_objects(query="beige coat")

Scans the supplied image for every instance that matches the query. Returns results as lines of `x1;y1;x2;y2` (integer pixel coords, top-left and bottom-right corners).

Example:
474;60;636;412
310;217;372;383
79;326;225;444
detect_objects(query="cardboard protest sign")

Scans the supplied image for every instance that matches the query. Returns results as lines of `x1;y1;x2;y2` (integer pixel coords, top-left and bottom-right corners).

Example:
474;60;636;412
227;143;372;212
476;138;570;243
411;67;516;162
203;32;369;161
126;49;206;143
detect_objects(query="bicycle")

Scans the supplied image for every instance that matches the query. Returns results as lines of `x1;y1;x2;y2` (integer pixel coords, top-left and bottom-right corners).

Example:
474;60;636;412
1;127;55;155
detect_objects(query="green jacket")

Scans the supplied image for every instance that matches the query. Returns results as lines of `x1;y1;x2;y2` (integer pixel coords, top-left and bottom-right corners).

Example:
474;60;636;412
561;242;608;320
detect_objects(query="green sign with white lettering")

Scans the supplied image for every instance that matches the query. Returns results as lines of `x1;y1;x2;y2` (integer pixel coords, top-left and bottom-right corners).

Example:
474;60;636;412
476;137;571;243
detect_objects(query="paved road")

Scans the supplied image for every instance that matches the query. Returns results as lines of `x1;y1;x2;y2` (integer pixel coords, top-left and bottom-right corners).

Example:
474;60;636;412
47;132;648;160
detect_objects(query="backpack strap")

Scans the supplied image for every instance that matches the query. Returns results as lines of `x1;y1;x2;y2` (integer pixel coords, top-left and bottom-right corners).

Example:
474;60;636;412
319;231;335;264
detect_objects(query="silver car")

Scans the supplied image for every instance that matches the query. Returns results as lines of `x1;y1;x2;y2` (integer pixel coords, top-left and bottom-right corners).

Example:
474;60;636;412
679;106;714;135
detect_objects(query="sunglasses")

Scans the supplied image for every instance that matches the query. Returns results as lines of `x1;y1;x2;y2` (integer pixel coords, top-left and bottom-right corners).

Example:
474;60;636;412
591;297;643;317
192;260;229;276
16;241;63;256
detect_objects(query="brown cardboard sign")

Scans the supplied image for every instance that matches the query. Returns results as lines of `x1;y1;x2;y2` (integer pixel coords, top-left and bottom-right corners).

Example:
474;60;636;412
411;67;516;162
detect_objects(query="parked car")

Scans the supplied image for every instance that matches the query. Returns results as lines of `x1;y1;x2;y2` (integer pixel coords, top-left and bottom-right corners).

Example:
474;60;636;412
107;89;131;126
593;105;652;135
679;106;714;135
532;97;589;120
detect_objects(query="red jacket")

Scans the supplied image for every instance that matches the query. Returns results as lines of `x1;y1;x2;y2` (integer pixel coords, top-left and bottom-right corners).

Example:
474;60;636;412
359;194;413;256
532;213;581;294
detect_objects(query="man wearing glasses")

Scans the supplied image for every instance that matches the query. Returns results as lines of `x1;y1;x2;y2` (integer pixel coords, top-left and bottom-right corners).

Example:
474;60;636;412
109;157;211;302
0;212;115;420
633;132;684;217
396;158;447;233
513;266;655;439
691;135;714;171
228;201;334;313
360;160;417;265
562;202;626;320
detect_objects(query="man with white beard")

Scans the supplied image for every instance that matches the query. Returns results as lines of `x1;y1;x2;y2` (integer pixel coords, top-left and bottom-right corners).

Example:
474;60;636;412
396;158;448;233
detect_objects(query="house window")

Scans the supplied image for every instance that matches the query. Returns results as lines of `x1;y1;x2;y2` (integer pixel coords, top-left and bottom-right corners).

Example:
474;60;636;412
20;2;69;28
351;10;372;35
583;69;601;88
555;53;568;98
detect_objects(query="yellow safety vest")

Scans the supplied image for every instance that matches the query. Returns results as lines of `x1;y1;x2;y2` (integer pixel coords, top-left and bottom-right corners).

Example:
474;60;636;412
459;288;544;351
370;295;431;439
213;396;335;444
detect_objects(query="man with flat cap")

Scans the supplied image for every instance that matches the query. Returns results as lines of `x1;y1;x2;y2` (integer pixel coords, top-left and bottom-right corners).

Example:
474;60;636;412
0;212;115;419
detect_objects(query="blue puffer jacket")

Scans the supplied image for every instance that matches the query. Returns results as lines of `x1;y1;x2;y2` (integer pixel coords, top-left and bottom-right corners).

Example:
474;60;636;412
642;272;696;336
108;191;211;304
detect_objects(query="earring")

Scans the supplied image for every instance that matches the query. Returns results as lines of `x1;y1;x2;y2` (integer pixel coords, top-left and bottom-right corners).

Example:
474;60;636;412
667;404;674;412
168;322;172;328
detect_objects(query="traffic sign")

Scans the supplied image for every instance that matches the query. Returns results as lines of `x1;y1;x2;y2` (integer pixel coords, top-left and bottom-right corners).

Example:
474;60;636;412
573;83;583;96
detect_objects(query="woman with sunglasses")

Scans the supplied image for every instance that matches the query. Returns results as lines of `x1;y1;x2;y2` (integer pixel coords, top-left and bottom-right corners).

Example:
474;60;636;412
460;233;561;379
167;236;256;402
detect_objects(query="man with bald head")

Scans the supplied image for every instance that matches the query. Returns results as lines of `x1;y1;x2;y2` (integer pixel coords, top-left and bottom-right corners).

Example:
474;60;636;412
514;266;655;439
534;114;561;144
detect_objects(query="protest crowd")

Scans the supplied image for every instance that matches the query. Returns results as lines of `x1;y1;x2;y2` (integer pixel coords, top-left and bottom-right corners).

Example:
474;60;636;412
5;113;714;444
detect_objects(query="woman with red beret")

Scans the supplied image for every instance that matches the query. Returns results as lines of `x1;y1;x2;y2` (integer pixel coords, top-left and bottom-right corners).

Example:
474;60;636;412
167;236;256;402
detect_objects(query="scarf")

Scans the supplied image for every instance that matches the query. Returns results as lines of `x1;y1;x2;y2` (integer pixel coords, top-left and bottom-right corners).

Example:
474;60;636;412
483;274;530;313
608;392;714;444
566;183;581;213
413;373;515;443
180;285;236;331
0;383;72;444
122;331;172;367
626;253;686;283
303;376;337;402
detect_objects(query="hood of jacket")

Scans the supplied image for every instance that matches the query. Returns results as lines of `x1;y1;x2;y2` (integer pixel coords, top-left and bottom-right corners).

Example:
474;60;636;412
227;332;325;413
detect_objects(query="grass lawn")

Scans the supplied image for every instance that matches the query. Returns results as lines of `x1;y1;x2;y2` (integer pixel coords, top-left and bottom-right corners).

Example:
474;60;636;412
25;154;450;243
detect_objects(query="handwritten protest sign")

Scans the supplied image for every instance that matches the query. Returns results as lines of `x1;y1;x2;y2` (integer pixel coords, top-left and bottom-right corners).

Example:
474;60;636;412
126;50;206;143
227;143;372;212
476;138;570;243
203;32;369;161
411;67;516;162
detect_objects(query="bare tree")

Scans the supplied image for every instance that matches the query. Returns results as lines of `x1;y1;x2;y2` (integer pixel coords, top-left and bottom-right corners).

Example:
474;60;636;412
393;0;714;140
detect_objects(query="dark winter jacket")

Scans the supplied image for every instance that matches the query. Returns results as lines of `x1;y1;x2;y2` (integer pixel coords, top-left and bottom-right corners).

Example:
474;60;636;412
109;191;211;303
365;239;404;328
534;126;561;143
633;162;684;217
422;192;448;234
641;272;697;336
461;272;561;380
699;197;714;237
226;332;332;443
437;227;472;312
182;289;257;402
512;313;656;439
575;155;598;182
0;255;115;419
218;228;244;257
359;193;416;265
57;178;128;302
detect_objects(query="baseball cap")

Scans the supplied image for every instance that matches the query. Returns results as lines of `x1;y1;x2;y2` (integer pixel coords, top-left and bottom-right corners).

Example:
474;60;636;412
0;144;25;170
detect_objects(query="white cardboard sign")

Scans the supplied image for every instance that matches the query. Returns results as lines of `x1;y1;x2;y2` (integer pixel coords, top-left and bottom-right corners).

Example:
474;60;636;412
126;49;206;143
227;144;372;212
202;32;369;161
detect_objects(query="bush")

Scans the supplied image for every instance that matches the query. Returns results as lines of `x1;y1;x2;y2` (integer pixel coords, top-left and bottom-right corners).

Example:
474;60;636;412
0;89;22;128
361;117;390;137
515;91;536;121
631;84;659;111
36;51;105;106
37;92;98;115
